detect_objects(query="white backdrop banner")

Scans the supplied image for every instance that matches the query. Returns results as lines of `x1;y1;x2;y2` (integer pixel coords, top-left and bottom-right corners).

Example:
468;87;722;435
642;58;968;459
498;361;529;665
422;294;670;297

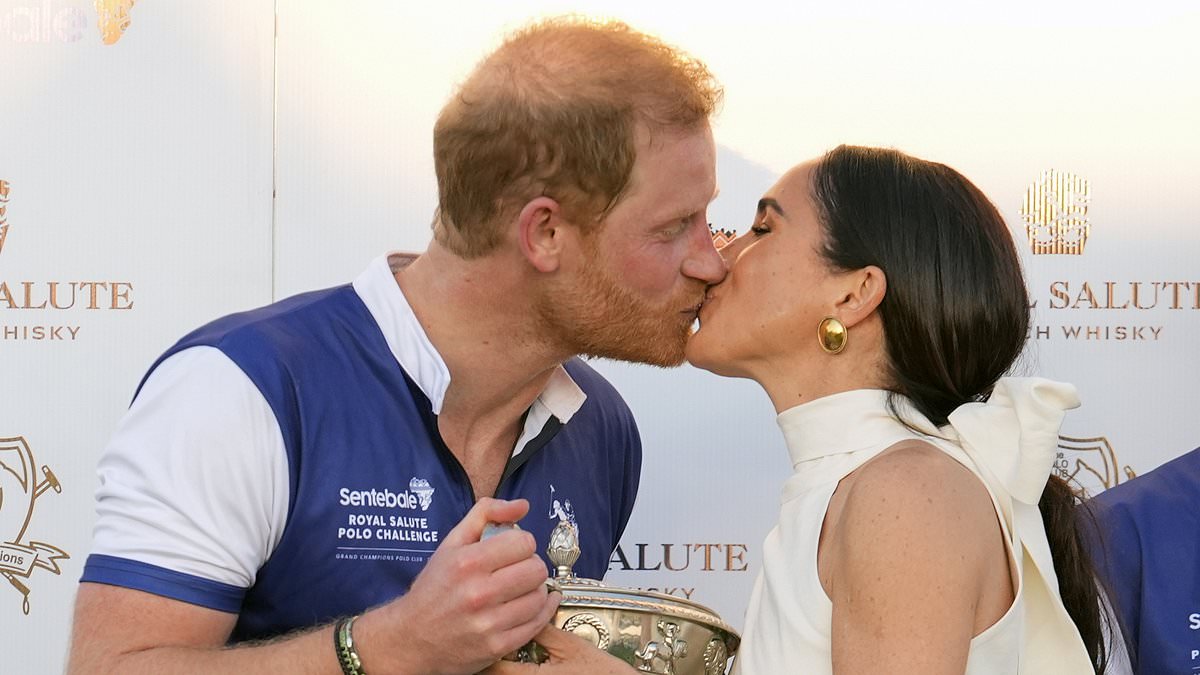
0;1;273;671
2;1;1197;672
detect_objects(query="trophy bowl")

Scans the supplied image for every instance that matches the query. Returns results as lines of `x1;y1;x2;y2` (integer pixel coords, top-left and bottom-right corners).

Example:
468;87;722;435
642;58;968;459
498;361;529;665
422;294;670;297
512;521;741;675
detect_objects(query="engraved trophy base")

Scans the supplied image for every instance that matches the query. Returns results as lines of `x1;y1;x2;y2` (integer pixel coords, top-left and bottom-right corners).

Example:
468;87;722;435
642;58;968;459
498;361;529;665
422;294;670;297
514;520;740;675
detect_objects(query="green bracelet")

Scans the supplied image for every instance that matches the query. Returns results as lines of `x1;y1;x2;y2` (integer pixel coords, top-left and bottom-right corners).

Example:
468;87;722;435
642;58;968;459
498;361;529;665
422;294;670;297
334;615;368;675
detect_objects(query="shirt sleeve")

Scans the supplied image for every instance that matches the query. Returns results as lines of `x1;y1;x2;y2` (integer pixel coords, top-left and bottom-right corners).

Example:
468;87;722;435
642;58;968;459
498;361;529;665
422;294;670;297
81;346;289;612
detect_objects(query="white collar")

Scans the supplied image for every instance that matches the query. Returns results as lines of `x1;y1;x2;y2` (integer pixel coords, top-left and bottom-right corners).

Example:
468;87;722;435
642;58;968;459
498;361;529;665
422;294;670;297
352;253;587;455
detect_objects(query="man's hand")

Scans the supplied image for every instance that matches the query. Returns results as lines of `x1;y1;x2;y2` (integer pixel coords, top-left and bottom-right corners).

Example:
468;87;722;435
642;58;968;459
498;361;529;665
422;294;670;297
66;498;559;675
355;498;560;675
481;624;637;675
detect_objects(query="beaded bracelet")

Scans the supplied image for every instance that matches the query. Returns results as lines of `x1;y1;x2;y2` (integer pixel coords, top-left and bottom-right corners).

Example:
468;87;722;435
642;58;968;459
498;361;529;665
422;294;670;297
334;614;367;675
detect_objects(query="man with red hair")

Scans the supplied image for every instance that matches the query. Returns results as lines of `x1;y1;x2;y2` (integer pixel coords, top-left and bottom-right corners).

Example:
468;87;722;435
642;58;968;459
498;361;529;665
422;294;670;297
68;16;725;675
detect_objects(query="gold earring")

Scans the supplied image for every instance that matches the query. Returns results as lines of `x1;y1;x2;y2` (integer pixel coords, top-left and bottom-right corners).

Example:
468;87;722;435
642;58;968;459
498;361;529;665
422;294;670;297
818;316;847;354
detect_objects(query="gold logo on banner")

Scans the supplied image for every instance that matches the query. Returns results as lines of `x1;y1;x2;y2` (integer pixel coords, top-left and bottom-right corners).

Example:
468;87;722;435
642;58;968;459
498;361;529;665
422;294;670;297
0;436;69;615
95;0;137;45
0;180;9;257
0;178;137;341
1021;170;1091;255
1054;435;1136;497
609;542;750;601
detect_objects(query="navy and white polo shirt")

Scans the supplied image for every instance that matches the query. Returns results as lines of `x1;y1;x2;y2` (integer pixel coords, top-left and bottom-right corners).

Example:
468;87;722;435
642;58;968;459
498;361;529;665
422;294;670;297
1088;447;1200;675
81;254;642;641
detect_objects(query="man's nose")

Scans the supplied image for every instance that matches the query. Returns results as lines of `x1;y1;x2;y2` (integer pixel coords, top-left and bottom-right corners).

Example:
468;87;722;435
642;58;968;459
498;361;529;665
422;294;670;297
681;223;727;284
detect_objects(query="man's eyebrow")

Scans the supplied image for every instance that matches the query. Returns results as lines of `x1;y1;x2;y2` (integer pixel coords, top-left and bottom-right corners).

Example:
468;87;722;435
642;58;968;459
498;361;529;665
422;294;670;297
757;198;785;218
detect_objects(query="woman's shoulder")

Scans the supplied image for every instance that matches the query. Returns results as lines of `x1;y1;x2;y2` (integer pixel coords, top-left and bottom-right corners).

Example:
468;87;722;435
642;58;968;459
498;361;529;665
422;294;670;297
820;440;1013;646
833;439;1003;569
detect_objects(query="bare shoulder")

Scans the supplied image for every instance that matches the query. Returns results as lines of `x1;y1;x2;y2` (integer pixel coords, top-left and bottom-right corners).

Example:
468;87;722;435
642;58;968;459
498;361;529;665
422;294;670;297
832;439;1002;576
843;440;996;524
823;440;1009;668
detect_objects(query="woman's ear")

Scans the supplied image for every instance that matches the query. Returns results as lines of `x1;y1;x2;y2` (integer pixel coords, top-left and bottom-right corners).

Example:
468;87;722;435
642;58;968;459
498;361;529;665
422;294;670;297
836;265;887;329
517;196;567;273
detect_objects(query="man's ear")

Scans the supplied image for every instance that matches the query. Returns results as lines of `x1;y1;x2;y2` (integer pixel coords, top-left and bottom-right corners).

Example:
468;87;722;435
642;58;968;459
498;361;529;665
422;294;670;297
835;265;887;329
517;196;568;273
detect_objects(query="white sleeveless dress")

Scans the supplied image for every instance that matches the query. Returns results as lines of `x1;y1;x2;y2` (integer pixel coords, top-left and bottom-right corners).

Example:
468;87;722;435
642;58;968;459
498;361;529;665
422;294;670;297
732;378;1095;675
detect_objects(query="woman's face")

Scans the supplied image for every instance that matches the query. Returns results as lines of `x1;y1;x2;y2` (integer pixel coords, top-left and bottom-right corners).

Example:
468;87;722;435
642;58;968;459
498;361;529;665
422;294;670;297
687;160;847;379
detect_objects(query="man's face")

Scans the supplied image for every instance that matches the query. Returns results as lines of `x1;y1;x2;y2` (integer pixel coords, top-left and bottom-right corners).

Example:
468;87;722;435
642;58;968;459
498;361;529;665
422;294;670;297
540;124;725;367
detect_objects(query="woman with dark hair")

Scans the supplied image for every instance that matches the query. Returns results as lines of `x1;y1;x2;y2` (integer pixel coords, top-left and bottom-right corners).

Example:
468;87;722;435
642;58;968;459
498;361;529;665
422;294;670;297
686;144;1108;674
489;146;1110;674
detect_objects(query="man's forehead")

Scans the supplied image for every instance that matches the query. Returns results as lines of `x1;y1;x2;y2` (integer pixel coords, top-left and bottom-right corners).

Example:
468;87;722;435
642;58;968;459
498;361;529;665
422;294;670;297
632;130;714;186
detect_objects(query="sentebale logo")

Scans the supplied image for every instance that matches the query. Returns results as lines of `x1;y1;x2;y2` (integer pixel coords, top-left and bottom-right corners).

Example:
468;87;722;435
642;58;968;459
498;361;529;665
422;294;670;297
1021;169;1091;255
0;436;69;615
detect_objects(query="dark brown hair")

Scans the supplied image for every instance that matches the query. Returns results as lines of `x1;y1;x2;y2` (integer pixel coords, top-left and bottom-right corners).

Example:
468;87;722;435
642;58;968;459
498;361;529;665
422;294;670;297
811;144;1109;672
432;16;722;258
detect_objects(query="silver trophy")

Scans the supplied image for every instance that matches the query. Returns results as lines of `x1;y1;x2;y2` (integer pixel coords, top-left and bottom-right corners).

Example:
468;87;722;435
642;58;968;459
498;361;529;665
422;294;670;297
512;520;740;675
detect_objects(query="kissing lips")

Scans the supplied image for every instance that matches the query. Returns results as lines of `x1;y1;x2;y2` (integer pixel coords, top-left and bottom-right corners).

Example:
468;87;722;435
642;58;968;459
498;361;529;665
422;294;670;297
681;299;705;321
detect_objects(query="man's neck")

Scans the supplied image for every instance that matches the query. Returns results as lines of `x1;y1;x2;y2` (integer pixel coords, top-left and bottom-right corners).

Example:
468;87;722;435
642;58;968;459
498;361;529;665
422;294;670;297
394;244;568;474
